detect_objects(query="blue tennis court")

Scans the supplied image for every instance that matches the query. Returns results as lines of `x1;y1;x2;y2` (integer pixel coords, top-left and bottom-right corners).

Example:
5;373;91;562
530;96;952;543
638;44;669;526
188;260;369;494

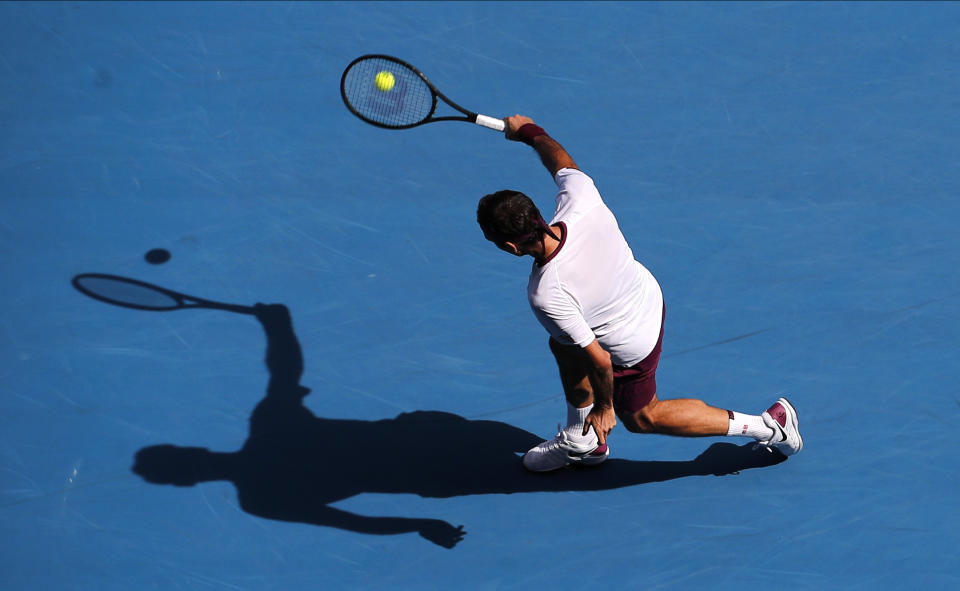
2;1;958;589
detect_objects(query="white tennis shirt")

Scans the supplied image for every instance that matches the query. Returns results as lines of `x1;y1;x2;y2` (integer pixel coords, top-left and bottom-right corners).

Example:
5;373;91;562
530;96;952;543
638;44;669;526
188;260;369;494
527;168;664;367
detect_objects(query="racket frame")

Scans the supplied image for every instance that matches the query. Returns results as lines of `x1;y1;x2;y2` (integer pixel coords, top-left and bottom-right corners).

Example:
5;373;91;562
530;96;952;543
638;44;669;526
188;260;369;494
340;54;505;131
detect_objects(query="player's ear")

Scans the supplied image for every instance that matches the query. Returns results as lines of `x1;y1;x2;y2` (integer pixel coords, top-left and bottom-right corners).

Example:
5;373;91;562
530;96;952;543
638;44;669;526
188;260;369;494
502;241;523;256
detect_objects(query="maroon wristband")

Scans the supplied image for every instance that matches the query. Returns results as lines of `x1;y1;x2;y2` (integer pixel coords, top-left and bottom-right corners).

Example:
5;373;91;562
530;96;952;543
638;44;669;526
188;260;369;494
516;123;547;145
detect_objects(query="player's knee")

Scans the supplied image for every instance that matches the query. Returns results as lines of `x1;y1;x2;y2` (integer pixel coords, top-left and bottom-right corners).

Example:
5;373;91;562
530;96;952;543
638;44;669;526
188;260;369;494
626;404;665;433
621;416;646;433
567;387;592;407
621;408;656;433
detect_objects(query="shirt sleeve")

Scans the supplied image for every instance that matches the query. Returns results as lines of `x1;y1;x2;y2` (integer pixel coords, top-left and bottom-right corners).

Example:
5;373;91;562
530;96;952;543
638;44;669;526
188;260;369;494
530;267;597;348
552;168;603;221
532;301;597;348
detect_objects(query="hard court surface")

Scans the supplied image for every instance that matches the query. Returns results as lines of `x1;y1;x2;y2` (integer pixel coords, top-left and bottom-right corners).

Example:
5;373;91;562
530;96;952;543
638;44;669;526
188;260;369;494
2;2;958;589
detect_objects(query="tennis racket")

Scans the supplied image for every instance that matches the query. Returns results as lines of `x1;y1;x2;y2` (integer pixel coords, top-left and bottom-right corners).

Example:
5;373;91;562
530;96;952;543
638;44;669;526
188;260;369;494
72;273;255;315
340;54;505;132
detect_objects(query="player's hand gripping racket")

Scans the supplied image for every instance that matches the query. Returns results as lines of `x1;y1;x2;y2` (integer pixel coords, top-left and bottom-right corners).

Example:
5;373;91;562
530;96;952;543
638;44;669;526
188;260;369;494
340;54;505;132
72;273;255;315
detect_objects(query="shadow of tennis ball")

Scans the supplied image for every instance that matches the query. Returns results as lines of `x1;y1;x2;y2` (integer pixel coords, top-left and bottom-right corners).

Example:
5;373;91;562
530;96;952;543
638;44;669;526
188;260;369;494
145;248;171;264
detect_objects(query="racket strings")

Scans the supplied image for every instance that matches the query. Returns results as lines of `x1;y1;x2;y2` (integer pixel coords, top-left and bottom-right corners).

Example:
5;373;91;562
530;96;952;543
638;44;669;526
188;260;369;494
342;57;434;128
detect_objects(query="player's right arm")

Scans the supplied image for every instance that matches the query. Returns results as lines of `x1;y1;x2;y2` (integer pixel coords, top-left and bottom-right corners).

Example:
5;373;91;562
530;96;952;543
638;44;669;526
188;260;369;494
504;114;577;176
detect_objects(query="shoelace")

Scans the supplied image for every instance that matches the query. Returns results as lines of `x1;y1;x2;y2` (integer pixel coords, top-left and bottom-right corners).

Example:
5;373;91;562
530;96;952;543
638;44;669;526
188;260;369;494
552;424;600;452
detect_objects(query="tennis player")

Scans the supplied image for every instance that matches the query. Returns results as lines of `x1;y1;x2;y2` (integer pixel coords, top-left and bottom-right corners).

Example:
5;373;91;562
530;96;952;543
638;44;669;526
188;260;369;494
477;115;803;472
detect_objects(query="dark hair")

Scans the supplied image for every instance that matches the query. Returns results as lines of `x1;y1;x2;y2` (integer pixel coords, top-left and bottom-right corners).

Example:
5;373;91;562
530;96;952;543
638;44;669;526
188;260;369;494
477;190;547;246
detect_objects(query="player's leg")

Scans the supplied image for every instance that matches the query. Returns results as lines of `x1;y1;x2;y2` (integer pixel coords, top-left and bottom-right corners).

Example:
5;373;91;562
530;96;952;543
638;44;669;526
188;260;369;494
623;394;802;455
548;336;593;412
547;338;613;453
611;304;802;455
615;387;803;456
624;394;728;435
519;338;609;472
611;345;786;442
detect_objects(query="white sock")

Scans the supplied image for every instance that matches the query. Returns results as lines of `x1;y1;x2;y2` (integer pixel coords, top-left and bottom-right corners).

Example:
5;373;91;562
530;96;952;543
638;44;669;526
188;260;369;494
727;410;775;440
564;402;593;440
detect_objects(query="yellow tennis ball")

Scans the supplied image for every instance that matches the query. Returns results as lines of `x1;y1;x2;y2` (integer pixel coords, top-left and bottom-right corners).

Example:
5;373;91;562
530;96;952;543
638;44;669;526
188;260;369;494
375;70;395;92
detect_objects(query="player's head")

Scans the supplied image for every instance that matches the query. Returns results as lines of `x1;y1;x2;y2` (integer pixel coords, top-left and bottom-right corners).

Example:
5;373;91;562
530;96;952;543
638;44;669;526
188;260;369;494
477;190;551;255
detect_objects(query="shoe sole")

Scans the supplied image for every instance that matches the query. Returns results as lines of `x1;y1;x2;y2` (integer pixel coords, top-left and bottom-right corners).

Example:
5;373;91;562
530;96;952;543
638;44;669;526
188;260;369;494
580;444;609;466
777;397;803;454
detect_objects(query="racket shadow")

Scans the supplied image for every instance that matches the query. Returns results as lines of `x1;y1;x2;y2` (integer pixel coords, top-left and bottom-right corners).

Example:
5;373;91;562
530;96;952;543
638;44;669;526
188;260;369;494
117;295;785;549
71;273;255;314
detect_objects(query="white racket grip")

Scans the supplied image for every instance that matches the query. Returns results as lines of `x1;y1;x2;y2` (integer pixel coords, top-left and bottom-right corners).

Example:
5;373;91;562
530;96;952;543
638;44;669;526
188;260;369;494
475;114;506;132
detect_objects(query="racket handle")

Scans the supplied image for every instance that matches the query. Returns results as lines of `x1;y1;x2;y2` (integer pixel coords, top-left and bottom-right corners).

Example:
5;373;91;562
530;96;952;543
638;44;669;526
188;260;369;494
474;114;506;132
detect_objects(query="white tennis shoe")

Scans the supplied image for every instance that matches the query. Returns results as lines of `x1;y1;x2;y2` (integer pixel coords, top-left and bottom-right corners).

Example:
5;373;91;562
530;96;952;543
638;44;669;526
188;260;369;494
759;397;803;456
521;425;610;472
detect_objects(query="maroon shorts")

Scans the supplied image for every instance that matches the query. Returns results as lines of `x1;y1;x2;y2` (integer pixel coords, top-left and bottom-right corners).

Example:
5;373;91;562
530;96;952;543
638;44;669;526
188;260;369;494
612;304;665;417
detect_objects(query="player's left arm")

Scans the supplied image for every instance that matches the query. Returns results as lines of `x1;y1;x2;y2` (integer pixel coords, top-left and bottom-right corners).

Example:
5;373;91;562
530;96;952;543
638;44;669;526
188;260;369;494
581;339;617;444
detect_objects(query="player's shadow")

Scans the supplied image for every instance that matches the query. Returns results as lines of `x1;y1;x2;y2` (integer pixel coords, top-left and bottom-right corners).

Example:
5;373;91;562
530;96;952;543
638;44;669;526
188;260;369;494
130;303;785;549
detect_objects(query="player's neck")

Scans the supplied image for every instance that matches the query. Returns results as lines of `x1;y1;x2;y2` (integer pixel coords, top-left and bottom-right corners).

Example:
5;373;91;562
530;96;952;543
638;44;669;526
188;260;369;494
534;224;564;265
